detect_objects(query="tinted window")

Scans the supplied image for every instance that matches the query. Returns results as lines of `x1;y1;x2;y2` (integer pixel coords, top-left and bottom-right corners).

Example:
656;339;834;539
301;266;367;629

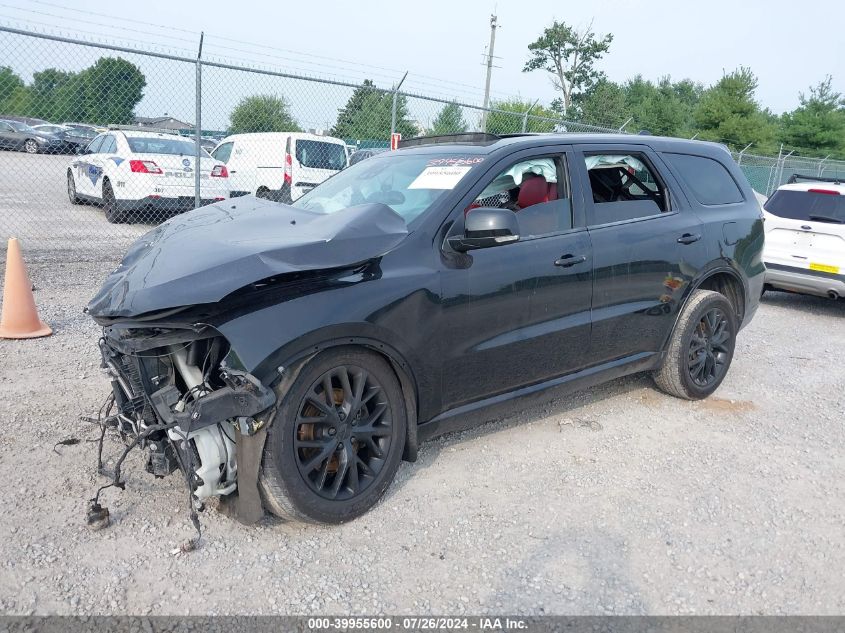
211;142;233;163
295;140;347;171
86;135;105;154
764;189;845;224
127;136;201;156
8;120;31;132
100;135;117;154
0;121;12;131
665;153;743;205
585;153;667;224
471;156;572;237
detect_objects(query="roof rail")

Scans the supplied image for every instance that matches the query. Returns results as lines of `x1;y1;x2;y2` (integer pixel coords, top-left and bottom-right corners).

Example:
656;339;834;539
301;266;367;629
107;124;188;136
787;173;843;185
398;132;501;148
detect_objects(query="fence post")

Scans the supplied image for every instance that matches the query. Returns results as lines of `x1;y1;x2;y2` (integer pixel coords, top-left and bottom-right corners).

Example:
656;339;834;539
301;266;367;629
390;71;408;139
818;155;831;177
776;149;794;192
737;143;753;166
194;32;204;209
618;117;633;133
521;99;540;133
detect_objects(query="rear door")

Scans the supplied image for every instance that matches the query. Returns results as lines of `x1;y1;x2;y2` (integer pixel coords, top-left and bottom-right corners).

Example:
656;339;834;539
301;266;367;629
291;139;348;198
762;188;845;275
574;143;706;365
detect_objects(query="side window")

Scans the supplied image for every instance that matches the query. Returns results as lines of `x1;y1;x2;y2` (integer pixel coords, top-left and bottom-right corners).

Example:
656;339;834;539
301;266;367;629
469;155;572;238
211;142;233;163
86;135;105;154
0;122;12;131
585;153;667;225
100;135;117;154
663;153;744;205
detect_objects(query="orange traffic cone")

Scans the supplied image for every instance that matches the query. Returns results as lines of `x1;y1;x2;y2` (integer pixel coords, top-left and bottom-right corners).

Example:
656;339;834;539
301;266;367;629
0;237;52;339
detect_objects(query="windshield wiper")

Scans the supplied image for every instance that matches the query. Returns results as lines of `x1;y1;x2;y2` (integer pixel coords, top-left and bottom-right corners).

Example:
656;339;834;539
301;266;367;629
808;214;845;224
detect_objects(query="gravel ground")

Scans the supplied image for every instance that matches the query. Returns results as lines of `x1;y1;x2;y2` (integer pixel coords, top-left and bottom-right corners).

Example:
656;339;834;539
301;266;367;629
0;255;843;616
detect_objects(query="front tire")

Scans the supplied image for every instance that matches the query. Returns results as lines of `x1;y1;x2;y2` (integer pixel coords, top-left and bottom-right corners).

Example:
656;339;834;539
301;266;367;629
653;289;737;400
67;171;81;204
259;347;407;524
102;179;127;223
24;139;39;154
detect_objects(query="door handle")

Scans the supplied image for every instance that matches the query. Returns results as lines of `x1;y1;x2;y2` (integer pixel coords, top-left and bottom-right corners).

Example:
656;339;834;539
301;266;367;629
554;254;587;268
677;233;701;244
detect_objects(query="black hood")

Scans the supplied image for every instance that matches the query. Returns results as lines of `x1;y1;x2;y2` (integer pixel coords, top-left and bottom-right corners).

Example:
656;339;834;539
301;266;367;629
87;197;409;319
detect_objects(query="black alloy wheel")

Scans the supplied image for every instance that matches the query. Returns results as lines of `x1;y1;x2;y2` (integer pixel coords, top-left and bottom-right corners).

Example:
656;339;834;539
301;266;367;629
259;347;406;524
687;308;731;388
294;365;393;501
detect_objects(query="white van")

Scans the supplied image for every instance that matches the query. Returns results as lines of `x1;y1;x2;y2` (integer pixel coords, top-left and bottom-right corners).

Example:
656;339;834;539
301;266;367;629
210;132;348;202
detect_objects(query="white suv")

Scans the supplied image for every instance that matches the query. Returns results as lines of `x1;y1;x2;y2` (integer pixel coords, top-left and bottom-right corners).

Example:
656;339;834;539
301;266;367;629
762;175;845;299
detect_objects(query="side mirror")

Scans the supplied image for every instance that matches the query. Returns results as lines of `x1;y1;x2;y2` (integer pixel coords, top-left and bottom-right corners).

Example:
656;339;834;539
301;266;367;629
448;207;520;252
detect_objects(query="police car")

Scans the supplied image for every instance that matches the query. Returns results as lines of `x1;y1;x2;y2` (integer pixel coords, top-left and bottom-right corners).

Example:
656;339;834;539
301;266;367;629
67;128;229;223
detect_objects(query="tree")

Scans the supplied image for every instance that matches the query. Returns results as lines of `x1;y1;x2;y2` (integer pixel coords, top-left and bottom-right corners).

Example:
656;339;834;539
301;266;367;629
0;66;27;114
780;76;845;157
622;76;700;137
229;94;301;134
485;98;557;134
331;79;417;141
430;102;467;135
75;57;146;125
523;20;613;116
28;68;74;120
693;67;776;151
571;79;629;128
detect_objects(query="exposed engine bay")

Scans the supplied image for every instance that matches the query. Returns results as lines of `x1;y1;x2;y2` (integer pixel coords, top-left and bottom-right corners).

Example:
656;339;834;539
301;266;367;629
88;324;276;544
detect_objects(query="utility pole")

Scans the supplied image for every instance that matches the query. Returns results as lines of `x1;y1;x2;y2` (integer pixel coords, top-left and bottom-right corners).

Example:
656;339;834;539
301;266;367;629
480;14;498;133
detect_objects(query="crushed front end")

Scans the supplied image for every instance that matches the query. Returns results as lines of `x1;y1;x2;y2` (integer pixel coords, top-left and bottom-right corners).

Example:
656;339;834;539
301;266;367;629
92;321;275;535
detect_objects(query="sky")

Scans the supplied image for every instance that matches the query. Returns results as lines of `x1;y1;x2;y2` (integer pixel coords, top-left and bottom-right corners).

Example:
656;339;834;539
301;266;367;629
1;0;844;130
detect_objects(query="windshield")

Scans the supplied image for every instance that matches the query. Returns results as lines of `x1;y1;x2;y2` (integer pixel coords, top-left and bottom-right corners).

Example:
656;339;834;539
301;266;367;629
292;153;484;224
764;188;845;224
295;140;348;171
126;136;207;156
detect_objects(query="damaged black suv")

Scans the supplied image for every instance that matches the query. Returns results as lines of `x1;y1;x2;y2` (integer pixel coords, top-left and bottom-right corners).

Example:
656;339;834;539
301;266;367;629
88;133;765;525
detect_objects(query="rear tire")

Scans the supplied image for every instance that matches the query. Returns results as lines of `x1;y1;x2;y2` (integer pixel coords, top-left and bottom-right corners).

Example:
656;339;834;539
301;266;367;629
653;289;737;400
259;347;406;524
66;171;81;204
102;180;127;224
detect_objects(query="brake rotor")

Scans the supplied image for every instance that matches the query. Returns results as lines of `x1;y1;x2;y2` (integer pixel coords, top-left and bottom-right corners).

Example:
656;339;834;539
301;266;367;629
298;386;358;474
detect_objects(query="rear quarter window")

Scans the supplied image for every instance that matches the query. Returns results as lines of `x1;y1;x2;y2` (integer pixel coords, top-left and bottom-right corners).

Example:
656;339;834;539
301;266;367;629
664;153;744;206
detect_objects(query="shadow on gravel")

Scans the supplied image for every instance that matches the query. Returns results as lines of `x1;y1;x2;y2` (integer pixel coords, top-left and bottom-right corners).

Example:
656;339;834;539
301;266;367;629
761;290;844;317
385;373;652;501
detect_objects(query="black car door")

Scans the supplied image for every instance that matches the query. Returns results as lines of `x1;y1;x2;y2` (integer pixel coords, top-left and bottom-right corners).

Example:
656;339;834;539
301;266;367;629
437;147;593;412
574;143;706;365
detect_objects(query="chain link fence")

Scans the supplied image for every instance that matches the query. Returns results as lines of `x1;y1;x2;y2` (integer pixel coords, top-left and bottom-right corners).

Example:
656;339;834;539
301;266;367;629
1;24;843;261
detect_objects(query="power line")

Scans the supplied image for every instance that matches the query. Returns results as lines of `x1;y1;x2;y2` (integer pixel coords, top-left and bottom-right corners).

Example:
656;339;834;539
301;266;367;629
16;0;513;100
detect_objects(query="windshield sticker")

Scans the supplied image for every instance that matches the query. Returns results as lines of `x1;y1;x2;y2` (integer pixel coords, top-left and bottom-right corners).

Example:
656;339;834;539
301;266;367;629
409;165;473;190
426;157;484;167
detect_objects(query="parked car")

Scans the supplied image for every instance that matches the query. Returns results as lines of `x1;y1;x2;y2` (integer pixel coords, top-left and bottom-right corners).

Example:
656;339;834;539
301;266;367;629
32;124;90;153
762;174;845;299
62;122;103;144
210;132;348;201
87;132;764;526
0;119;65;153
348;147;388;166
67;129;229;223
